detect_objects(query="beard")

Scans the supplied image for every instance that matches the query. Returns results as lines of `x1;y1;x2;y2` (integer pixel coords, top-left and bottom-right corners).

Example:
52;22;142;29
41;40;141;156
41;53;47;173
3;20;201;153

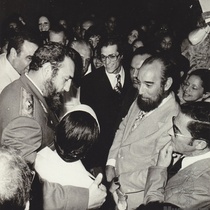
137;87;167;112
44;78;63;114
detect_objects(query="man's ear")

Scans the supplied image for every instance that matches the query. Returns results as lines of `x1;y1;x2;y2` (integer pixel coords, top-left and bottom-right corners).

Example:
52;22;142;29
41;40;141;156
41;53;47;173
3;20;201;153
194;139;208;150
164;77;173;91
10;48;17;59
41;62;52;78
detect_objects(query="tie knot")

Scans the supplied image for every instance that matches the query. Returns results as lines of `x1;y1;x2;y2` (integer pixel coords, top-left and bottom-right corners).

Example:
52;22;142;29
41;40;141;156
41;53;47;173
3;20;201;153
116;74;121;80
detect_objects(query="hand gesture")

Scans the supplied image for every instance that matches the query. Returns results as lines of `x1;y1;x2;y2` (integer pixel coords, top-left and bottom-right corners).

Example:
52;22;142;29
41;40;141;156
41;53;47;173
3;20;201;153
88;173;107;209
105;165;116;182
156;141;173;168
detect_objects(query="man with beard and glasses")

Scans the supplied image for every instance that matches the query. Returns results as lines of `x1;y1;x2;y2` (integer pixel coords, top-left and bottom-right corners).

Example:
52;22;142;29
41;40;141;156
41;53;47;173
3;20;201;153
0;42;106;210
106;55;180;210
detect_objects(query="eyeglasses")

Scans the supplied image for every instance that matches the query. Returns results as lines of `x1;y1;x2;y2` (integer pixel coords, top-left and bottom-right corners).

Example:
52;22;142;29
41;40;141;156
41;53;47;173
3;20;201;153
100;53;119;62
172;116;193;139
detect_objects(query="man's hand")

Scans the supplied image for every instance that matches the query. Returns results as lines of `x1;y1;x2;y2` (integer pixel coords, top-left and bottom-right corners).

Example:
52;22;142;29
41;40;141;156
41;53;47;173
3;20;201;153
106;165;116;182
156;142;173;167
88;173;107;209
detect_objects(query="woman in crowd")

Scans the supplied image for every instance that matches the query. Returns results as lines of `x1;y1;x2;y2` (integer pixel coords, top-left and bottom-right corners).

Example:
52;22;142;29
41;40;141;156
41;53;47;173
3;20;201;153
178;69;210;104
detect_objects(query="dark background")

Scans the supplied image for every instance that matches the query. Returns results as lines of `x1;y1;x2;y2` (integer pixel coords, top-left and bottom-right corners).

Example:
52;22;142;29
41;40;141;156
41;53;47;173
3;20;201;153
0;0;202;37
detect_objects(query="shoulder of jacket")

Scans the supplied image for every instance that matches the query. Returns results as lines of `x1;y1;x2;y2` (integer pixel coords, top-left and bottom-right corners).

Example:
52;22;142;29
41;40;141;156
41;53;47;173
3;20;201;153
19;87;35;118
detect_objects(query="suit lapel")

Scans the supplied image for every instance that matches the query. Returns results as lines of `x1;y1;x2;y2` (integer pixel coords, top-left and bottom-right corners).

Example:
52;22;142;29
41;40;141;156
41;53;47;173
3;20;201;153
122;94;177;145
166;158;210;191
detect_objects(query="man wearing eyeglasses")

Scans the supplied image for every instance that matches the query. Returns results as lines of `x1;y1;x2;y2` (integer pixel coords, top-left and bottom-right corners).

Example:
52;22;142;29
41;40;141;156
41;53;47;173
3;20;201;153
106;55;180;209
80;37;132;178
143;102;210;209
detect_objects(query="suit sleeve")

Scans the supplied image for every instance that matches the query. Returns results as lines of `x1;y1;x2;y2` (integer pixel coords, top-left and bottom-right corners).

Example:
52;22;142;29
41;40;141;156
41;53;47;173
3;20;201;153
107;111;129;163
1;116;42;164
143;166;167;204
42;179;89;210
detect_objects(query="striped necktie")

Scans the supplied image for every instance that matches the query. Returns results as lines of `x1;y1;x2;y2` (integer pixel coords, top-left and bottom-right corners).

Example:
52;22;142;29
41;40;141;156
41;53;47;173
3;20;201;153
114;74;122;94
131;110;146;131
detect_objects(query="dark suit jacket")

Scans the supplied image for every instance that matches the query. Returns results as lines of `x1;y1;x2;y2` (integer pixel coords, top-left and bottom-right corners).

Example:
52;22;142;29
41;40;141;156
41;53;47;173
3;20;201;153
80;66;132;168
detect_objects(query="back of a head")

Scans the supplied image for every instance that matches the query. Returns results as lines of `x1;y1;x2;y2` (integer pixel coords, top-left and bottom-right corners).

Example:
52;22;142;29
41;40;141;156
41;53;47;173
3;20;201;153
180;102;210;148
70;39;92;54
55;105;100;162
0;146;32;210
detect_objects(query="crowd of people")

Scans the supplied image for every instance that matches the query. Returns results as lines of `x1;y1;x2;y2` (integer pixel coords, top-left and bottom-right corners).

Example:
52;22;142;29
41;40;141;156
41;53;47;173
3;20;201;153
0;0;210;210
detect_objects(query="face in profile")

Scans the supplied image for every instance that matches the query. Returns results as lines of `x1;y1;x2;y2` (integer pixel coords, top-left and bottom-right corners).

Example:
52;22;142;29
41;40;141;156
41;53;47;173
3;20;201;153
132;40;144;52
182;75;204;102
13;40;38;74
170;113;196;156
44;56;75;112
130;54;150;88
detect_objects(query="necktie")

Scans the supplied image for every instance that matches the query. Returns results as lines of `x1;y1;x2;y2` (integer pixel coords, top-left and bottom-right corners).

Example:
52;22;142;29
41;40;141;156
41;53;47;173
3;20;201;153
114;74;122;94
167;156;185;179
131;110;146;132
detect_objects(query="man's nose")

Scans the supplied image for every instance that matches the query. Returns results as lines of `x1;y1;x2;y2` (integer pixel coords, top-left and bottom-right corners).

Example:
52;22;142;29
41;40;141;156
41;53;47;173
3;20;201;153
63;80;71;92
133;69;138;77
138;84;144;95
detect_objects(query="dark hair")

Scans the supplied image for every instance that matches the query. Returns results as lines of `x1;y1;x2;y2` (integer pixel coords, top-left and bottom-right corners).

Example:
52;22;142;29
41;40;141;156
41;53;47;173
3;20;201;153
187;69;210;93
49;23;66;34
0;146;32;210
55;110;99;162
180;102;210;147
99;37;124;56
7;31;38;56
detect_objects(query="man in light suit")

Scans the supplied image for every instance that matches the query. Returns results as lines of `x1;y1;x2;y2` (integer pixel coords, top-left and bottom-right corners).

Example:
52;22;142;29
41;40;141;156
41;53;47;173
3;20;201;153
106;55;180;209
143;102;210;209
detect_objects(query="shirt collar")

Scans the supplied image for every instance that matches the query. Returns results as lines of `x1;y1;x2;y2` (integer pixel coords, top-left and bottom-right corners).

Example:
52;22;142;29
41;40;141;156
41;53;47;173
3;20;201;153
105;66;125;89
25;73;43;96
181;151;210;170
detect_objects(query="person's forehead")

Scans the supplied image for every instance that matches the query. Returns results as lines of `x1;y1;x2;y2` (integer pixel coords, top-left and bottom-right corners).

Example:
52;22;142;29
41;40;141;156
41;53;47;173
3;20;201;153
59;56;75;75
75;44;91;58
187;75;203;86
49;32;65;42
131;54;150;68
131;30;138;35
39;16;49;23
101;44;118;54
20;40;38;55
139;61;162;79
174;112;192;132
82;21;93;29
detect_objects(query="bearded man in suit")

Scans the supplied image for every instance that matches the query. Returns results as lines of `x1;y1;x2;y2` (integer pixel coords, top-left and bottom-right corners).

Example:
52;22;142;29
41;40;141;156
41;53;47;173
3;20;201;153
106;55;180;210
